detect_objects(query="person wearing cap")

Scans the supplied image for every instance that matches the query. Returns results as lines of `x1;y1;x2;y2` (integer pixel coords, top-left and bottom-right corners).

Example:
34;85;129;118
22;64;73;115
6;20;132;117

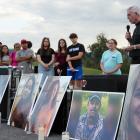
75;94;103;140
66;33;85;89
16;39;35;73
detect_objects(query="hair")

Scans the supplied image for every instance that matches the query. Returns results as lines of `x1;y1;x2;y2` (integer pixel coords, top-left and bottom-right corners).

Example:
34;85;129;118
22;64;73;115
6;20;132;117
69;33;78;39
30;77;60;126
41;37;50;49
127;6;140;16
0;42;2;45
14;43;20;49
108;39;117;45
27;41;32;49
1;45;9;58
10;75;36;128
58;39;67;53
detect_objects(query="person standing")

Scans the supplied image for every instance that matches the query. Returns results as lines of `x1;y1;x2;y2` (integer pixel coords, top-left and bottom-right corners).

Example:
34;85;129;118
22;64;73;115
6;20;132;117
124;6;140;64
16;39;34;73
66;33;85;89
10;43;21;66
55;39;67;76
37;37;55;86
100;39;123;75
0;45;11;66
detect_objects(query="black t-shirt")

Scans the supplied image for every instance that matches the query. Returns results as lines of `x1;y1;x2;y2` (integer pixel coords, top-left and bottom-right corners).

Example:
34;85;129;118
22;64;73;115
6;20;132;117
67;43;85;67
37;48;55;64
129;22;140;58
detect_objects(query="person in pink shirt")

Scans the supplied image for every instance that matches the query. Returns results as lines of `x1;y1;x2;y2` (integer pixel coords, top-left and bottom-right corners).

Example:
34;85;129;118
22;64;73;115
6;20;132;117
10;43;21;66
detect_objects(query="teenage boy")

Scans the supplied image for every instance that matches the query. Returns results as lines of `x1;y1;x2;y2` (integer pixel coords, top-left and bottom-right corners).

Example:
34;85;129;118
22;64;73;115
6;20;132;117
66;33;85;89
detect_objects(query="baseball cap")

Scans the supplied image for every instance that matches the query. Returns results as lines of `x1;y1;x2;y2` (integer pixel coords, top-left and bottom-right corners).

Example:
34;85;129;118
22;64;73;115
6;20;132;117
21;39;28;44
89;95;101;102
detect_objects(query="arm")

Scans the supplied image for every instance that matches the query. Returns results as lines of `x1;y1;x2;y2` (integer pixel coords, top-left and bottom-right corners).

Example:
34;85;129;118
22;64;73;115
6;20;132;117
100;62;105;74
67;55;75;71
67;52;84;61
16;56;32;62
48;54;55;66
36;55;46;67
104;64;122;74
1;57;12;66
123;44;140;52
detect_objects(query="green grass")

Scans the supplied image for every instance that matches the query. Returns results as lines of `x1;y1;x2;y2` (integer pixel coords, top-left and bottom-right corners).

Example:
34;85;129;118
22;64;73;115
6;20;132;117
83;67;102;75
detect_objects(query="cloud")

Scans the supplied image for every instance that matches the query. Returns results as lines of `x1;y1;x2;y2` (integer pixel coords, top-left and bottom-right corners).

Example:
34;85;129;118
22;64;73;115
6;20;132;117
0;0;139;52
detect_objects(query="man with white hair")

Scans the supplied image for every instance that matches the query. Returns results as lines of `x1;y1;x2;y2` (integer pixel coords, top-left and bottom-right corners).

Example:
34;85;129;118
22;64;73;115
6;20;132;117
124;6;140;64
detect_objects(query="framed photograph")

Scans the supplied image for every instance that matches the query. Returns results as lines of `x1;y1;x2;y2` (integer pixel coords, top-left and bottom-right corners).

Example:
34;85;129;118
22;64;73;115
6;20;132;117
0;75;11;103
118;64;140;140
29;76;71;137
66;90;124;140
8;74;42;129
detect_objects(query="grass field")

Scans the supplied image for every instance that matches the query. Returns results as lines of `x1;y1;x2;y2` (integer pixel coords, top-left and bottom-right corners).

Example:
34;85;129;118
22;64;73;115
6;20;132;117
83;67;101;75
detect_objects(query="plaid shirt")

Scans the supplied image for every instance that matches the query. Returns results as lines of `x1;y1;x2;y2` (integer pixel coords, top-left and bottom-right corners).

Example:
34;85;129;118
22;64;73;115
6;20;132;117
75;113;103;140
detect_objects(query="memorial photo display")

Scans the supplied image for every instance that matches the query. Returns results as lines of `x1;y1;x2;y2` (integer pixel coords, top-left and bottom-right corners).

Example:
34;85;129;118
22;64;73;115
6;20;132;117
28;76;71;137
8;74;42;129
117;64;140;140
0;75;11;103
67;90;124;140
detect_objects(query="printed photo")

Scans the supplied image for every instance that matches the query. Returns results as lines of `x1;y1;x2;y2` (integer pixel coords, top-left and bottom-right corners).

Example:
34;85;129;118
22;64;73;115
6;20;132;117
8;74;42;129
118;65;140;140
0;75;10;103
67;90;124;140
29;76;71;137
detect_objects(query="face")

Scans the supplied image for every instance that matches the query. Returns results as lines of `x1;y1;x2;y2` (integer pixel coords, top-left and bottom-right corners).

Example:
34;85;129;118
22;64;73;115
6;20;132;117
59;40;65;48
127;10;138;24
43;38;49;49
70;38;78;44
21;43;28;49
87;99;101;117
14;44;21;51
130;85;140;133
2;46;8;54
107;40;116;50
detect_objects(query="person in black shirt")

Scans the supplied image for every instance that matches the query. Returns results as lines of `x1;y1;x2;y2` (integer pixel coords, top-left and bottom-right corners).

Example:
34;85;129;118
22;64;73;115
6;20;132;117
66;33;85;89
124;6;140;64
37;37;55;87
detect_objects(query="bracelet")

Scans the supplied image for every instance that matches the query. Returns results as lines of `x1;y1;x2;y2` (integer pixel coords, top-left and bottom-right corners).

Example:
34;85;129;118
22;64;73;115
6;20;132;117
133;45;137;49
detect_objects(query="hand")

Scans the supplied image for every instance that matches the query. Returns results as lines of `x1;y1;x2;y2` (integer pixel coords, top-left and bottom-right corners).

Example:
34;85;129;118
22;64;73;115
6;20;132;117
123;46;134;52
70;67;75;72
125;32;131;40
54;62;59;67
44;64;49;69
57;69;62;75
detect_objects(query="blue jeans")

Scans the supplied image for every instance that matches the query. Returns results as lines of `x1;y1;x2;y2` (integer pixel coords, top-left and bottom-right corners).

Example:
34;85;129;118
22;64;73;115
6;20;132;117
38;64;54;87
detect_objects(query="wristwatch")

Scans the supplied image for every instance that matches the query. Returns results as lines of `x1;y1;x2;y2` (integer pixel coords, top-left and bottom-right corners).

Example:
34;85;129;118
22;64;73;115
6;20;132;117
133;45;137;49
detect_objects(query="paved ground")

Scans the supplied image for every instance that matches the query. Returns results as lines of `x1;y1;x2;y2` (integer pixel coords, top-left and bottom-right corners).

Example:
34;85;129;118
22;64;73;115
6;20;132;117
0;123;61;140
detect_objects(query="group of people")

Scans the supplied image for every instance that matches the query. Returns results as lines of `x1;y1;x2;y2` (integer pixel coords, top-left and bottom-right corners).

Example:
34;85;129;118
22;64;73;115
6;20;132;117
0;5;140;88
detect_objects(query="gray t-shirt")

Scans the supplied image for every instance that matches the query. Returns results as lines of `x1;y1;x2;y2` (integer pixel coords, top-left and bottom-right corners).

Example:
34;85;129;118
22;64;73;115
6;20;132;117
16;49;34;73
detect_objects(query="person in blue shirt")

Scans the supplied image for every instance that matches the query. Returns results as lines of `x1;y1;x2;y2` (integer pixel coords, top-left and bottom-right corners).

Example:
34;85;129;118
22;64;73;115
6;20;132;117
100;39;123;75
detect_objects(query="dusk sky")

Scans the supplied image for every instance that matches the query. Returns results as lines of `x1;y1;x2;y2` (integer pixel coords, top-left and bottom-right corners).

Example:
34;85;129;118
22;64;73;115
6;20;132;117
0;0;139;52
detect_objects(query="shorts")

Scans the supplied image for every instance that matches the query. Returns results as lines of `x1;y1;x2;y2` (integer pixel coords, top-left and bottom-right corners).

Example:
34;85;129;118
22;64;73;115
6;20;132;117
67;66;83;80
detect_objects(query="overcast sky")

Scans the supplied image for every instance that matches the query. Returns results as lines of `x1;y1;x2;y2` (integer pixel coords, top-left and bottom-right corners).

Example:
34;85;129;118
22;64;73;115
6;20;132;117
0;0;139;52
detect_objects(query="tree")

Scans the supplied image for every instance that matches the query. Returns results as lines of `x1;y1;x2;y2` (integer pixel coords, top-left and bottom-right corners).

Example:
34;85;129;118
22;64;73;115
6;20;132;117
88;33;108;69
